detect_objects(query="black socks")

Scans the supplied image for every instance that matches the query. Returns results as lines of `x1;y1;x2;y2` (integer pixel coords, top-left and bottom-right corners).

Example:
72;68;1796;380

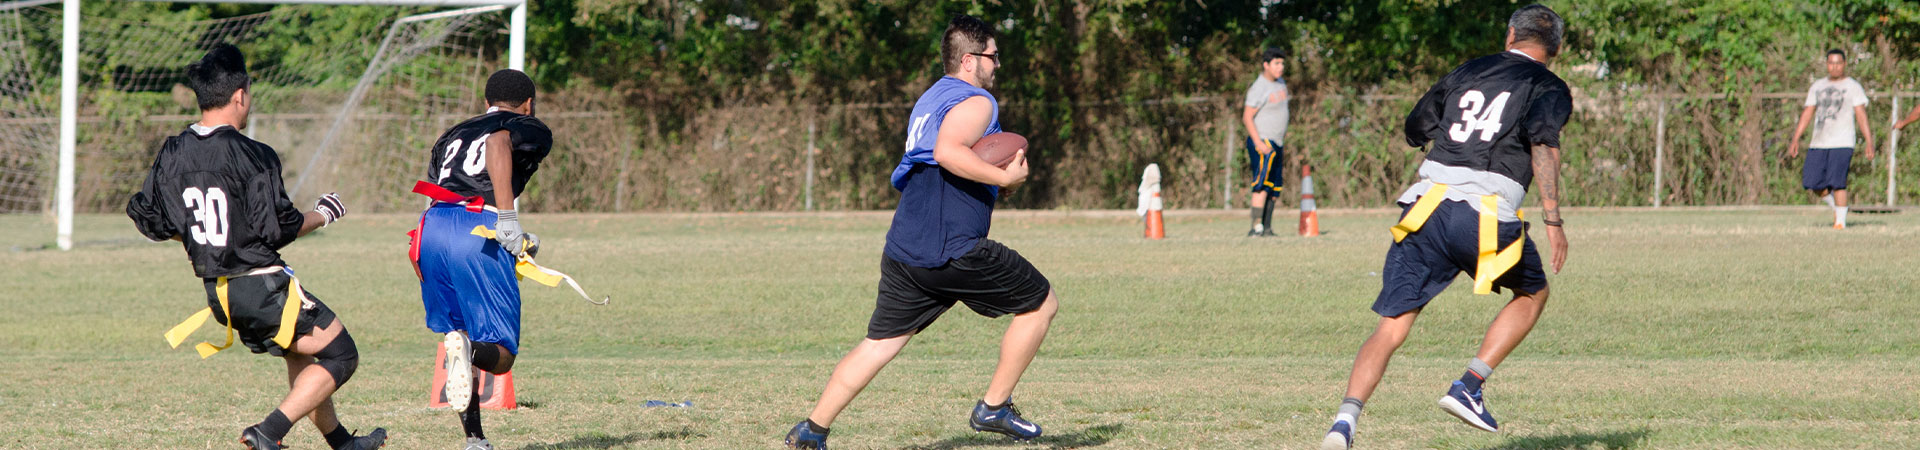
257;409;294;442
461;382;485;439
323;423;355;449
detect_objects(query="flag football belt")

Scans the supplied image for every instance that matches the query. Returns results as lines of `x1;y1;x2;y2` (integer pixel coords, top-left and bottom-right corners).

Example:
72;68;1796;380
468;225;610;305
163;266;303;358
409;180;489;266
1388;183;1526;295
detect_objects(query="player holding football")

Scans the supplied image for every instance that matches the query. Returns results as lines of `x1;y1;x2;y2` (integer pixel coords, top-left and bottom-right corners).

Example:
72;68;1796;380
1319;5;1571;449
127;44;386;450
410;69;553;450
784;14;1060;449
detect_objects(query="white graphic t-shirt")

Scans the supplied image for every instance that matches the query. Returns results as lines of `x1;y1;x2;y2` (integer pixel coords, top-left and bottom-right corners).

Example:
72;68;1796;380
1804;77;1869;149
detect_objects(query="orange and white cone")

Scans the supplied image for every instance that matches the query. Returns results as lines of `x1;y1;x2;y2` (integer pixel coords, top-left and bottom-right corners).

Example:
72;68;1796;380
1139;163;1165;239
1299;164;1320;237
1145;193;1166;239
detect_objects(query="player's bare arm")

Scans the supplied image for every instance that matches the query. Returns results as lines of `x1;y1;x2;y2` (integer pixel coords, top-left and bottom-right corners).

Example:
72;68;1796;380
1854;105;1875;159
1242;106;1270;154
1897;103;1920;130
932;96;1026;187
486;130;516;207
1787;105;1815;158
1532;143;1567;273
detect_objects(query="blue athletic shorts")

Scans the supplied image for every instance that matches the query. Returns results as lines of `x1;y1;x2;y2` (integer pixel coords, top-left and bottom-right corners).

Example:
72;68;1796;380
1373;199;1547;317
1245;138;1284;194
1801;147;1853;191
417;203;522;354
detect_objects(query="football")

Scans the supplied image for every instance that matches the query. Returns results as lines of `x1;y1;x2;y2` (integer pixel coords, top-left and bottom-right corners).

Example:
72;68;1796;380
972;132;1027;168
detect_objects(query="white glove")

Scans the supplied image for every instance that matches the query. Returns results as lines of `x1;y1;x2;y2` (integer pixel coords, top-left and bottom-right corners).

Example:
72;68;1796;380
495;209;527;258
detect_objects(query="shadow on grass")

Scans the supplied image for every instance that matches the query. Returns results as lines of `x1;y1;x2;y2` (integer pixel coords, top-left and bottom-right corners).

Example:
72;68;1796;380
515;428;705;450
898;423;1123;449
1480;428;1652;450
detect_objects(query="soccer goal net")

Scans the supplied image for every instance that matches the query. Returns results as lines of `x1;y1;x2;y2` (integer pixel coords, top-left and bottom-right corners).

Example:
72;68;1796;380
0;0;524;249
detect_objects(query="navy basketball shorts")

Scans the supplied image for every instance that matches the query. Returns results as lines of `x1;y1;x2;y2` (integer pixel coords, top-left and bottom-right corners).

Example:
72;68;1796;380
417;203;523;354
867;239;1053;340
1245;138;1285;194
1801;147;1853;191
203;268;337;357
1373;200;1548;317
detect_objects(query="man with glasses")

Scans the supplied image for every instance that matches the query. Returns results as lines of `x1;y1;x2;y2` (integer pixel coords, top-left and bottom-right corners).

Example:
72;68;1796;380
1242;47;1290;236
784;14;1060;449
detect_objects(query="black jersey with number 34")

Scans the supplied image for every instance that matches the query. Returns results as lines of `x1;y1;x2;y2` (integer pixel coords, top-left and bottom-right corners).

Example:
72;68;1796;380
127;126;307;278
1404;51;1573;189
427;110;554;207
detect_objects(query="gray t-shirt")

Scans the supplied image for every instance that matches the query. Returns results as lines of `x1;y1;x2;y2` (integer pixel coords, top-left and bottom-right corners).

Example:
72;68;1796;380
1243;75;1289;144
1804;77;1869;149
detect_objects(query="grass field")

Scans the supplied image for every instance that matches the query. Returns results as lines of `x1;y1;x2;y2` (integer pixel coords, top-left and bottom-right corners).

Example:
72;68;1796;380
2;207;1917;449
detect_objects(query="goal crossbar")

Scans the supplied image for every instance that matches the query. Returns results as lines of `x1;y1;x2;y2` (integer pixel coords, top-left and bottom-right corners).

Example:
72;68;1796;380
41;0;526;250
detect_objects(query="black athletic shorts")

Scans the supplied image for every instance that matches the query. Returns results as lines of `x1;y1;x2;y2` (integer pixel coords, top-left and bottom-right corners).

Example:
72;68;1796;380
867;239;1052;339
202;268;336;356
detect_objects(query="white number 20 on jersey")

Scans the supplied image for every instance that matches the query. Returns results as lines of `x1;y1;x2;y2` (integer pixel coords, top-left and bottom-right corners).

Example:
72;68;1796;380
1448;90;1512;143
437;134;491;182
181;187;229;247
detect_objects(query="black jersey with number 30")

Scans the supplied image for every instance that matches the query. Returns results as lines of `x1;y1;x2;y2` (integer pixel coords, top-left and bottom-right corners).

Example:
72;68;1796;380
1404;51;1573;189
426;110;554;207
127;126;307;278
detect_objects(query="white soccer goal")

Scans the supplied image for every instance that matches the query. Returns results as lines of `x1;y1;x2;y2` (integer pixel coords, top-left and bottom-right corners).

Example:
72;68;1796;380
0;0;526;250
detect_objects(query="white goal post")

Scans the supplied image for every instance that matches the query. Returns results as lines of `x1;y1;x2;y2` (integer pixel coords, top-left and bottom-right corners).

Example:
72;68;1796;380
21;0;526;250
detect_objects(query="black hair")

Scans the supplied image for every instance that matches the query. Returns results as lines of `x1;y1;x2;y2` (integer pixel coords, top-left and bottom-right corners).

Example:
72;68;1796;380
1508;4;1565;57
1827;48;1846;60
185;43;250;111
942;15;997;75
1262;47;1287;63
485;69;536;107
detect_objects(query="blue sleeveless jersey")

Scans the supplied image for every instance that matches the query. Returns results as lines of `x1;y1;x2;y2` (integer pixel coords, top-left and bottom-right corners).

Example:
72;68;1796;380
883;76;1002;268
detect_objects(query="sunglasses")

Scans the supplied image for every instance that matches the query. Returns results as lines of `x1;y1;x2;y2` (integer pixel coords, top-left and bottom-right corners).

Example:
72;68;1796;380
969;52;1001;65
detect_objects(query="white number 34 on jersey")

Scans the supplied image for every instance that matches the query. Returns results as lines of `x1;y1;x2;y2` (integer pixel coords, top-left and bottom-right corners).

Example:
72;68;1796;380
1448;90;1512;143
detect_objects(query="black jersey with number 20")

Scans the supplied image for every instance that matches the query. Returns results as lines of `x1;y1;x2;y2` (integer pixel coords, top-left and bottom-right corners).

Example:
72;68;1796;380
426;110;554;207
1404;51;1573;189
127;126;307;278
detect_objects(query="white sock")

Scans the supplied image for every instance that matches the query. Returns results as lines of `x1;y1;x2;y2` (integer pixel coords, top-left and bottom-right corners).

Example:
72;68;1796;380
1838;207;1849;225
1822;194;1836;208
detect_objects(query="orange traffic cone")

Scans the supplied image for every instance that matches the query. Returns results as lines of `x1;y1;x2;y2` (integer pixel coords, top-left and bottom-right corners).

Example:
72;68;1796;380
429;344;518;410
1145;192;1165;239
1299;164;1320;237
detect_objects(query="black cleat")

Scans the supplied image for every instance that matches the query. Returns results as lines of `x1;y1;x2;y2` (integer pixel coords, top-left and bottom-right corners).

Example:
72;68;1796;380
238;426;282;450
340;427;388;450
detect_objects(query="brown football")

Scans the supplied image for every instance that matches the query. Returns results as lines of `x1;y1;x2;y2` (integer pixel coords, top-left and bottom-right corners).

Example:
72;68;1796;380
972;132;1027;168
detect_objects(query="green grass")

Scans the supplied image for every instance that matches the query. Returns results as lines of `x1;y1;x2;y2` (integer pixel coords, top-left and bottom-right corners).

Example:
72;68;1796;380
2;207;1917;449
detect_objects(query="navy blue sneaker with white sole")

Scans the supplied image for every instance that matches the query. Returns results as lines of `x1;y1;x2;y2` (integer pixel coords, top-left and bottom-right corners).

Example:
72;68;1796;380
969;400;1042;441
1437;380;1499;432
1318;420;1353;450
784;420;829;449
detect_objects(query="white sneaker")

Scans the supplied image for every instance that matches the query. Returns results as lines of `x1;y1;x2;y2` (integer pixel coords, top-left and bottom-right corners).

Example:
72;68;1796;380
444;331;473;410
463;437;493;450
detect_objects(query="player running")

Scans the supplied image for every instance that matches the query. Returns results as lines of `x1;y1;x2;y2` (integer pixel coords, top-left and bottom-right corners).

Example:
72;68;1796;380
409;69;553;450
127;44;386;450
783;14;1061;449
1319;5;1571;449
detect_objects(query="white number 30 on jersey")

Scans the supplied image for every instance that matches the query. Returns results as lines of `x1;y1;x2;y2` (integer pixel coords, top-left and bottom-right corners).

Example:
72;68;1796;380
182;187;229;247
1448;90;1512;143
